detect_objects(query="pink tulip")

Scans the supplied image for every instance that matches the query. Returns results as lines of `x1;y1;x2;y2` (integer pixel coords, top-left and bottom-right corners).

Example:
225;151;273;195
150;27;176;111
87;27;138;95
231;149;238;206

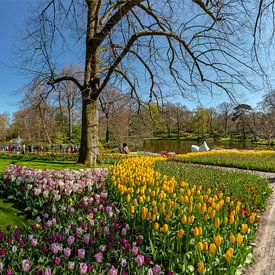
22;259;30;272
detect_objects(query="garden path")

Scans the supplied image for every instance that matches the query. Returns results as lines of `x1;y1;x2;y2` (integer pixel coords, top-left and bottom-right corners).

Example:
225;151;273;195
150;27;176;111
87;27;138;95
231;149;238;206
184;163;275;275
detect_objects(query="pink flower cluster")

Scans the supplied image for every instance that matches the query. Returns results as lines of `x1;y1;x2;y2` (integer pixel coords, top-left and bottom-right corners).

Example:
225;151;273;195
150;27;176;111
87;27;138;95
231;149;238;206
2;165;108;211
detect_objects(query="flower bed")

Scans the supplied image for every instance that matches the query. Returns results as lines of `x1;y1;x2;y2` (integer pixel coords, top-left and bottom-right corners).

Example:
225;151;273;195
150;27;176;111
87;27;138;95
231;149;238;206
0;164;165;274
0;193;163;274
108;156;271;273
1;165;108;215
175;150;275;172
0;154;272;274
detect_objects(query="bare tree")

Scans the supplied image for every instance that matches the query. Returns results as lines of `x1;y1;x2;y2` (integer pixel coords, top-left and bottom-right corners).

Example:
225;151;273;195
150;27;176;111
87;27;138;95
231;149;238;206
217;102;233;135
54;66;82;142
0;113;10;140
99;86;130;143
19;0;271;165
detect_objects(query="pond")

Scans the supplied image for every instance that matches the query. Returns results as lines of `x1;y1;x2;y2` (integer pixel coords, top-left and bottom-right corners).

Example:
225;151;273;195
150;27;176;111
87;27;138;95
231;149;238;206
143;139;275;154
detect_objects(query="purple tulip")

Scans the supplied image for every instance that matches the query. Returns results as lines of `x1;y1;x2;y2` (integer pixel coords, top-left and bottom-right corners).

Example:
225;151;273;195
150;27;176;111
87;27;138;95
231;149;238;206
104;226;109;234
54;257;61;266
152;264;162;275
87;263;93;272
0;262;3;271
108;266;118;275
144;255;151;265
12;246;17;253
78;248;85;259
22;259;30;272
95;252;103;263
147;269;154;275
19;240;25;248
44;268;52;275
7;236;12;245
132;246;139;256
83;234;90;245
51;243;59;254
121;228;127;236
6;268;12;275
40;245;47;253
64;247;71;257
79;263;88;274
67;235;75;246
135;255;144;267
0;249;5;256
35;268;42;275
32;239;38;247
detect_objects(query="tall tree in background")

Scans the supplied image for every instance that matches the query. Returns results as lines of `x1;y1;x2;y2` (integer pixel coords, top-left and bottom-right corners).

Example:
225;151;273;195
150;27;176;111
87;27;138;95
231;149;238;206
99;87;129;143
217;102;233;135
20;0;270;165
0;113;9;140
232;104;253;141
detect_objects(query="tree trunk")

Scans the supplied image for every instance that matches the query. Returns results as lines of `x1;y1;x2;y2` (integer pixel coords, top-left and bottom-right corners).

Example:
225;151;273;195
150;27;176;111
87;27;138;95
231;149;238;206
78;96;99;166
105;117;110;143
68;106;73;142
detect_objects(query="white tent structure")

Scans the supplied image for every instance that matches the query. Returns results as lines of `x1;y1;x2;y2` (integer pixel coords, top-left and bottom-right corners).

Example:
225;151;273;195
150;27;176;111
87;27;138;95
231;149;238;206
191;141;210;152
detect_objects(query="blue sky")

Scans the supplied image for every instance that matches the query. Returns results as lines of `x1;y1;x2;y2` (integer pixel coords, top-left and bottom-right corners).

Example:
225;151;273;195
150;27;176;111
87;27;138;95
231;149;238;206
0;0;31;114
0;0;268;116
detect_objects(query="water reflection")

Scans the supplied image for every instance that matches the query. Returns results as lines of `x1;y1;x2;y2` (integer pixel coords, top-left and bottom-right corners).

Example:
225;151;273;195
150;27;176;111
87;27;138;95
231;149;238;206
143;139;274;154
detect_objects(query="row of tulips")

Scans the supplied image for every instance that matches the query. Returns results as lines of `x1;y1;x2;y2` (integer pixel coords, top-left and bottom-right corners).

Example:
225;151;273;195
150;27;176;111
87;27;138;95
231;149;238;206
0;164;169;274
108;156;264;273
0;192;167;274
1;165;108;214
175;150;275;172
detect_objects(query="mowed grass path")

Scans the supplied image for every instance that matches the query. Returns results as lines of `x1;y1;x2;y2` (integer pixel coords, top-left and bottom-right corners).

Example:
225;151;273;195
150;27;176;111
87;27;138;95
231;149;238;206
0;156;83;232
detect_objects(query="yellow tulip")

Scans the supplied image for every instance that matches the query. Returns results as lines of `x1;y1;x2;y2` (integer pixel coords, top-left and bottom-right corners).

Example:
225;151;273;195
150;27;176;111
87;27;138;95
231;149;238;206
177;228;185;238
188;215;195;223
193;227;199;237
126;194;131;203
154;222;159;231
198;226;203;236
162;224;169;233
197;262;204;273
209;243;217;255
229;234;236;244
130;205;135;214
197;242;203;252
226;247;234;262
237;233;243;246
214;235;222;246
241;223;248;234
249;213;255;224
214;217;220;228
181;215;187;224
203;242;208;251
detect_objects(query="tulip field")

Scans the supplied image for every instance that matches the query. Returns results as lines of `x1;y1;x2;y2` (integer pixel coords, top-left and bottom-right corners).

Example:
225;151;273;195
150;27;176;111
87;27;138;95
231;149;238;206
175;150;275;172
0;153;273;274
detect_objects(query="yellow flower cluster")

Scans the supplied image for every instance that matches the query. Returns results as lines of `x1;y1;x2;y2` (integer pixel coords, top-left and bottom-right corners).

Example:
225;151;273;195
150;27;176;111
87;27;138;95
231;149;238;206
177;150;275;158
109;156;256;270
